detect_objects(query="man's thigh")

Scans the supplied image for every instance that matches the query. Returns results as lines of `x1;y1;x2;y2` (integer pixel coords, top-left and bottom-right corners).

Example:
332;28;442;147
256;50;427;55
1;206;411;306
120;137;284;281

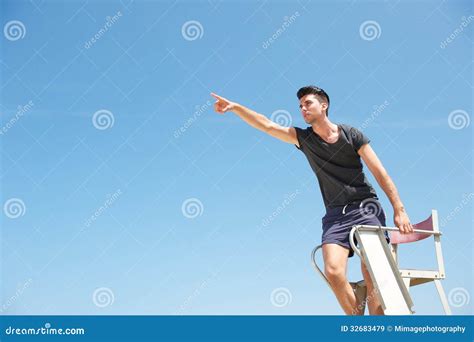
322;243;350;273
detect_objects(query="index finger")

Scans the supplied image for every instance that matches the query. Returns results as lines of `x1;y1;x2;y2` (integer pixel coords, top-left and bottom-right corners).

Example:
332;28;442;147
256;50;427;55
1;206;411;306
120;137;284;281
210;92;224;101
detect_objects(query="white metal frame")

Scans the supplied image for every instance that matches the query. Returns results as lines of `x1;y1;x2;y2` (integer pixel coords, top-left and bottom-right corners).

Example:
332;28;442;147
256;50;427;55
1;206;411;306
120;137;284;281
389;209;451;315
311;209;451;315
350;225;415;314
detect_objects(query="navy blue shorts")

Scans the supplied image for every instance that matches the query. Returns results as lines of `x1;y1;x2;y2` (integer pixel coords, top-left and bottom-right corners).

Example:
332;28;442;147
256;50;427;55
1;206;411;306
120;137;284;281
322;199;389;258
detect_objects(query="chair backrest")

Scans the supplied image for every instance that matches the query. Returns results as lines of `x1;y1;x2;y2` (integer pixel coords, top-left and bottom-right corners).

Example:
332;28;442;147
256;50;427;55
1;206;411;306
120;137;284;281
389;210;446;279
390;214;433;244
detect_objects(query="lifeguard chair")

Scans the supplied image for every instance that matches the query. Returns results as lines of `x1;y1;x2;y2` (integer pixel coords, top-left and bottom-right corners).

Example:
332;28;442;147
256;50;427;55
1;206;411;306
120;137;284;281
311;209;451;315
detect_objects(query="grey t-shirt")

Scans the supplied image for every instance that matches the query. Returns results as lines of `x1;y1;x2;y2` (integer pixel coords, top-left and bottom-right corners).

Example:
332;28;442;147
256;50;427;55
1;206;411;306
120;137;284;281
295;124;378;208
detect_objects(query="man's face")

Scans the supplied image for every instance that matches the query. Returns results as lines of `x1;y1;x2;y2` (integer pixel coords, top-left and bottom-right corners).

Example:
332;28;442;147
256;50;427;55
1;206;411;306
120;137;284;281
299;94;327;124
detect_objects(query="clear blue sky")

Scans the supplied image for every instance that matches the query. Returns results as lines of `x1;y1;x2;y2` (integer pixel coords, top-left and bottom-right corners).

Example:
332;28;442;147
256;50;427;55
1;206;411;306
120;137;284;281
1;0;472;315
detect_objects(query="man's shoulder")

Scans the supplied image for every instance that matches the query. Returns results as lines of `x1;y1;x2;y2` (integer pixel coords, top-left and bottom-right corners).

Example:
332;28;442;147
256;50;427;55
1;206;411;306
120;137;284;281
294;126;312;131
338;123;356;132
338;123;370;149
339;124;365;138
293;126;313;150
294;126;312;136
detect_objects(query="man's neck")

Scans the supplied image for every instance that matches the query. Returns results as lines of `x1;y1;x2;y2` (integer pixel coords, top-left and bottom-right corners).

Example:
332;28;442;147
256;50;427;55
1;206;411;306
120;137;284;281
311;118;339;140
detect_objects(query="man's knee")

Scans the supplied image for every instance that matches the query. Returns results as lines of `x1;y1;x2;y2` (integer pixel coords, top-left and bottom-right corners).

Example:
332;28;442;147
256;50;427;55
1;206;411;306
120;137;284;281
324;263;346;284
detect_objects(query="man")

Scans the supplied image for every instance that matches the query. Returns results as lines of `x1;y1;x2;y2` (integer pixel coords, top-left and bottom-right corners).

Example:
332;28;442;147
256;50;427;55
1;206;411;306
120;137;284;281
210;85;414;315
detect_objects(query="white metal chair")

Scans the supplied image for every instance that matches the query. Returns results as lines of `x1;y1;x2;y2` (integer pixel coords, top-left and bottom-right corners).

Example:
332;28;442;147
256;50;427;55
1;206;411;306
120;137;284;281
387;209;451;315
311;209;451;315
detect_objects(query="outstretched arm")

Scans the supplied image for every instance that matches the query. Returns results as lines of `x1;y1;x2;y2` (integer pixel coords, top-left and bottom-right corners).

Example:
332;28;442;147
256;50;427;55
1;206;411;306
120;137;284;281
211;92;298;146
358;143;414;234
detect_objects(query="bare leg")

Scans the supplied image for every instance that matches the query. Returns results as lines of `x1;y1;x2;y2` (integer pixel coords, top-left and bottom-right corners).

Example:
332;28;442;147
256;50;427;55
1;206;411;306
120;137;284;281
361;261;384;315
322;244;363;315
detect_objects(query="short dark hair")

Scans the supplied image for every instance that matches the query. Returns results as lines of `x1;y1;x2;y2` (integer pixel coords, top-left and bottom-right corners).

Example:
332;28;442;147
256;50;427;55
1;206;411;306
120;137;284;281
296;85;330;116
